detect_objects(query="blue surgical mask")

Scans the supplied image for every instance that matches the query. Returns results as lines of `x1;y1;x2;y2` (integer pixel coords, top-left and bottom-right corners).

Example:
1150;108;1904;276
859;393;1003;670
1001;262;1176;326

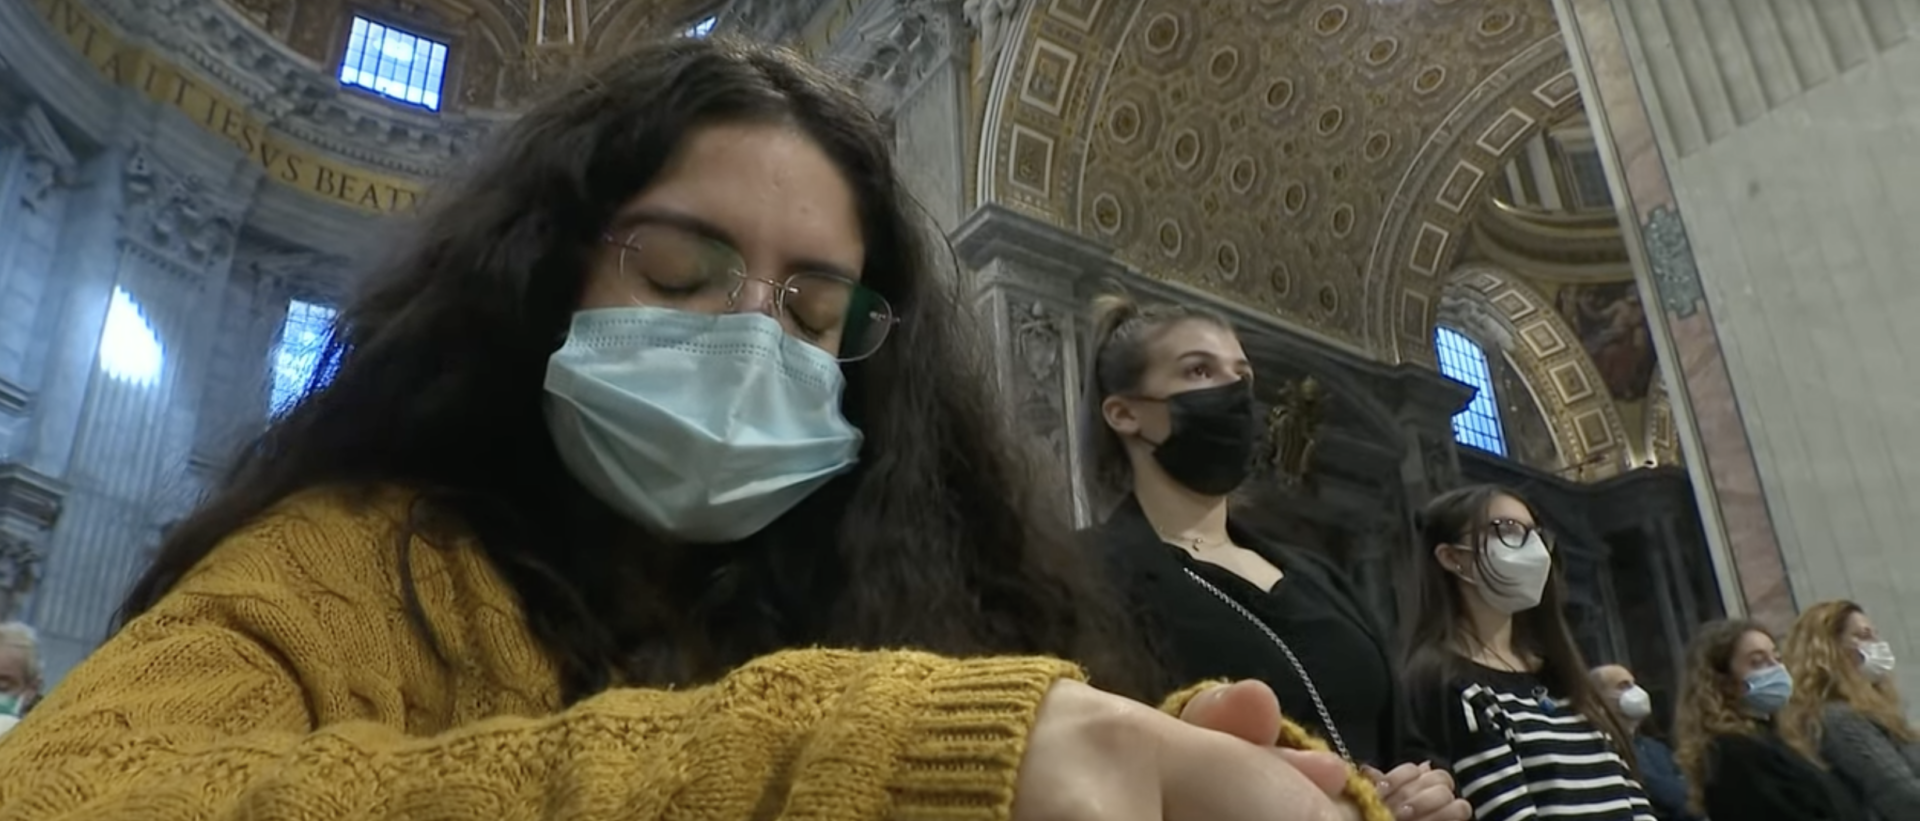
0;692;22;718
1743;664;1793;716
544;307;862;543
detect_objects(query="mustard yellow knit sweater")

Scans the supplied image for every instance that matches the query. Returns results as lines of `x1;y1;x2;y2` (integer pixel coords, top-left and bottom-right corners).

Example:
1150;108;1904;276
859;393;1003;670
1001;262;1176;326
0;488;1387;820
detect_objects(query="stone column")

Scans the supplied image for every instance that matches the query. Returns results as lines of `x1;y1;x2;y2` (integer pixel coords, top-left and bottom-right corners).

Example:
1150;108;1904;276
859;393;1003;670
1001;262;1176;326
0;463;62;621
25;126;256;682
0;103;78;460
1374;365;1475;505
827;0;970;231
952;204;1129;527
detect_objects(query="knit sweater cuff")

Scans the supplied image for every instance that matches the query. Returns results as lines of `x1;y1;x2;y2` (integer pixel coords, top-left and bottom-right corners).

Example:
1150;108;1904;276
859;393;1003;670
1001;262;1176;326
886;656;1085;818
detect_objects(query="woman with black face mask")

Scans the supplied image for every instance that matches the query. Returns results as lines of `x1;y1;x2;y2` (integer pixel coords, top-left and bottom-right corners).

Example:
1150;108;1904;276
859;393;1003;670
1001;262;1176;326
1082;295;1469;821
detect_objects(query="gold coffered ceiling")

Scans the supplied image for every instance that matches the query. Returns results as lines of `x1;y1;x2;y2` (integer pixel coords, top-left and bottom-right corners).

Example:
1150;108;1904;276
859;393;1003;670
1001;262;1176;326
984;0;1582;363
225;0;710;110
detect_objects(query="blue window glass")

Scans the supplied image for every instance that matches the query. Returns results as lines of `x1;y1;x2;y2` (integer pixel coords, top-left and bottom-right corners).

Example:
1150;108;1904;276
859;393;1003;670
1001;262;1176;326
271;300;339;416
338;17;449;111
1434;326;1507;456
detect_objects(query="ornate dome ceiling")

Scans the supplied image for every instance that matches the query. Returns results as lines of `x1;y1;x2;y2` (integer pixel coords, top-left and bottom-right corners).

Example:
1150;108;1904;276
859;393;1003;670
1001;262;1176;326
222;0;713;110
1081;0;1559;351
982;0;1582;363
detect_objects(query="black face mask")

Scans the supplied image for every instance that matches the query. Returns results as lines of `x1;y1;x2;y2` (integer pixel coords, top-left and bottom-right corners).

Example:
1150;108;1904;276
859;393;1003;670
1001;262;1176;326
1142;380;1256;496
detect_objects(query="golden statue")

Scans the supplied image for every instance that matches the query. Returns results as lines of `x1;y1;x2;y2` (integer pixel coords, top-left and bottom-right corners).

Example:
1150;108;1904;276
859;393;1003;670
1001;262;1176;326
1264;376;1327;490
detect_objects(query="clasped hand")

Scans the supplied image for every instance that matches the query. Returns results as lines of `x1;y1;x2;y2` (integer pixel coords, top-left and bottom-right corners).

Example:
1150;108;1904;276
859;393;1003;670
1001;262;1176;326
1011;680;1367;821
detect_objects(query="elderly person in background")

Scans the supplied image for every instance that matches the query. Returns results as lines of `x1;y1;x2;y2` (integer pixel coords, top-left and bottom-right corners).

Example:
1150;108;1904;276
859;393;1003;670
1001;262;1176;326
1592;664;1698;821
0;621;42;736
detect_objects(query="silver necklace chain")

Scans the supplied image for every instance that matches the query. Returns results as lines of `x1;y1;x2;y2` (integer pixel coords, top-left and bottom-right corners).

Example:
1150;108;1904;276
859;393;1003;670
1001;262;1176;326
1180;566;1353;763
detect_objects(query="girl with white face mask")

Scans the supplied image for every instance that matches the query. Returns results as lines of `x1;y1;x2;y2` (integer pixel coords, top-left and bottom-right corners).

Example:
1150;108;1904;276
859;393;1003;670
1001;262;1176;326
1673;619;1864;821
1780;601;1920;820
1402;485;1656;821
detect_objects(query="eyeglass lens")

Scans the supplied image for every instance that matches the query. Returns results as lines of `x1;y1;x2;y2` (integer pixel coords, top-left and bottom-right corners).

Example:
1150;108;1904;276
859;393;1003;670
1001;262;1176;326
1488;518;1551;549
611;224;896;361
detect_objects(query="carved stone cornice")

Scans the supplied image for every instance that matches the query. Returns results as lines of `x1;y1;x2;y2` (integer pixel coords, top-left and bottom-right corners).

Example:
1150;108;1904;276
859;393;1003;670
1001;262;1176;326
952;203;1128;301
719;0;842;43
825;0;965;117
11;103;75;213
0;462;65;532
118;146;243;277
87;0;499;179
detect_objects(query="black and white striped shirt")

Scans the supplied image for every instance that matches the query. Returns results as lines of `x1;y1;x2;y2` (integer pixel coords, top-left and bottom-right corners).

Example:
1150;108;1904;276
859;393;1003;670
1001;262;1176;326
1410;664;1654;821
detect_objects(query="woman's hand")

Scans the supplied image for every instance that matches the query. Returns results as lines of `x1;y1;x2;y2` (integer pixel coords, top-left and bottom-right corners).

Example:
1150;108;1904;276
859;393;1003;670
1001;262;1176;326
1361;762;1471;821
1177;679;1353;797
1013;679;1356;821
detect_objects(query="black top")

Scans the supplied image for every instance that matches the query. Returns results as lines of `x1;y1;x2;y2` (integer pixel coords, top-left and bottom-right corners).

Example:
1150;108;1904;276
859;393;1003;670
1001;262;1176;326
1407;661;1654;821
1702;723;1866;821
1093;497;1425;770
1631;734;1700;821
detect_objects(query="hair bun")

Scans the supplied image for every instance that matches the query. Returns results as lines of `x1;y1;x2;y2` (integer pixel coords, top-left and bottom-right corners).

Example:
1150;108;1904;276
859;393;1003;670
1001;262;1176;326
1089;293;1139;344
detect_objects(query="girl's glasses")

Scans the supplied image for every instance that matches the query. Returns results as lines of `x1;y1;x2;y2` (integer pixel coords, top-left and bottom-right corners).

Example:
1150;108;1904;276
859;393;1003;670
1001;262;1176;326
603;224;900;362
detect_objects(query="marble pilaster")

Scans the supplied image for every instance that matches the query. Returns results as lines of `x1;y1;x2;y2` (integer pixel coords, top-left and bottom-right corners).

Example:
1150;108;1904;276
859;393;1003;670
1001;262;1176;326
953;203;1129;526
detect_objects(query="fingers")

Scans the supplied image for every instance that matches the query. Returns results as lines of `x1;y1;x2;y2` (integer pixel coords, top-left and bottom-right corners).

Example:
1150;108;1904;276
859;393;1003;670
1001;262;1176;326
1273;747;1351;797
1176;680;1282;746
1397;794;1471;821
1372;761;1425;796
1161;726;1354;821
1385;777;1470;821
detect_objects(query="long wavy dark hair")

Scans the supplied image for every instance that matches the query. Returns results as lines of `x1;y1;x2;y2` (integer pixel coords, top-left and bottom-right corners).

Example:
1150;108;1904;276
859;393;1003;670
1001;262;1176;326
1403;484;1636;765
116;37;1155;702
1674;619;1800;814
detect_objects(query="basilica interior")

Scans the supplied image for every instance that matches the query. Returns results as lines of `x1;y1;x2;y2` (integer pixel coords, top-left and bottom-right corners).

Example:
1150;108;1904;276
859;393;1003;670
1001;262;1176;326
1;0;1916;727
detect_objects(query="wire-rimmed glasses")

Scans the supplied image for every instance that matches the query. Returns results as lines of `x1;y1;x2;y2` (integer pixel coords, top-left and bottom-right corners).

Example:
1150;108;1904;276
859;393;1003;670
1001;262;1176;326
602;223;899;362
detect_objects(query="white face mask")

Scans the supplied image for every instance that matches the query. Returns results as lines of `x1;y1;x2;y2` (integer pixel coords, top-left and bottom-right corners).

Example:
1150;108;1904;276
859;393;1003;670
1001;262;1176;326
1459;531;1553;614
1616;685;1653;721
545;307;862;542
1860;640;1897;680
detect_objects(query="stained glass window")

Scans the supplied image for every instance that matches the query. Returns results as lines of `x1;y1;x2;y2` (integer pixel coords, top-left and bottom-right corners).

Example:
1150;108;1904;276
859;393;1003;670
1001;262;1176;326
339;17;450;111
1435;326;1507;456
271;300;338;416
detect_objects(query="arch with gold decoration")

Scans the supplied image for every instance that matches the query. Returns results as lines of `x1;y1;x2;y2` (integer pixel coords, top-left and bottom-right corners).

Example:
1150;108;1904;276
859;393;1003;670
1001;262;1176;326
1440;262;1630;480
976;1;1585;365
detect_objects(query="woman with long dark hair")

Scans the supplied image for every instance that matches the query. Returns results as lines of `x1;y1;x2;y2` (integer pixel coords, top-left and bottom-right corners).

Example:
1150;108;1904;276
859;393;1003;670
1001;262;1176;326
1673;618;1863;821
1403;485;1654;820
1082;294;1466;821
0;38;1384;821
1780;601;1919;819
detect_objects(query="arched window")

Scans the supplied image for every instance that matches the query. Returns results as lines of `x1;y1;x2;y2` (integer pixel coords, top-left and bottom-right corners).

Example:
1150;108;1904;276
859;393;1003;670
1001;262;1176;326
1434;326;1507;456
99;287;164;388
270;299;339;416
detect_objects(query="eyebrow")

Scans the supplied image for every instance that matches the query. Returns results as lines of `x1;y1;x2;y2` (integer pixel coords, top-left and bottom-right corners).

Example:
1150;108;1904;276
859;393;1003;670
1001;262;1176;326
1176;351;1253;370
618;205;863;282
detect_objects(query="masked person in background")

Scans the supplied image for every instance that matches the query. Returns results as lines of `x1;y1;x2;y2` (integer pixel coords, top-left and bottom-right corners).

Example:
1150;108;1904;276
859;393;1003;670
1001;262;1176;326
1081;295;1465;821
0;37;1386;821
1780;601;1920;820
1592;664;1698;821
1403;485;1656;821
1673;619;1864;821
0;621;41;737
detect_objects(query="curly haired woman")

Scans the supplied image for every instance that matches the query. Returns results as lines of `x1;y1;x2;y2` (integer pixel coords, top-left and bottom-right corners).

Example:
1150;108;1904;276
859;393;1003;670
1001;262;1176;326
1780;601;1920;820
1673;619;1862;821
